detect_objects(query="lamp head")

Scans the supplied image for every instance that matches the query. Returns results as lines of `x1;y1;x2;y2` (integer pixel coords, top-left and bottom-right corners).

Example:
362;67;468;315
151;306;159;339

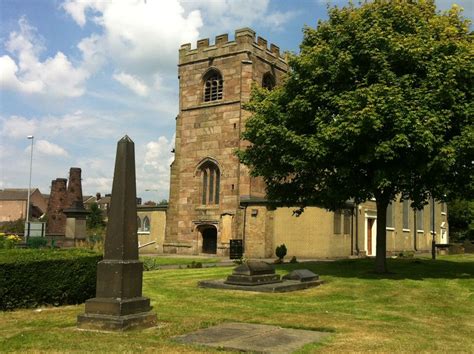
27;135;34;139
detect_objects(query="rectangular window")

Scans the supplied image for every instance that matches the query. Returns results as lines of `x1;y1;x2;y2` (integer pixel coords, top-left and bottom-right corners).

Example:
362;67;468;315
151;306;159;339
334;210;342;234
441;202;446;214
402;200;410;230
386;202;394;229
343;210;351;234
416;208;424;231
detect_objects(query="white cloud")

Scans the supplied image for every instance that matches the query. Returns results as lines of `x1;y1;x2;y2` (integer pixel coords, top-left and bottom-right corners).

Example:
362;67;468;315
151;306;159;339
262;10;299;28
0;115;37;139
137;135;175;197
0;17;90;97
180;0;296;35
82;177;113;194
113;72;149;96
62;0;202;80
34;140;69;157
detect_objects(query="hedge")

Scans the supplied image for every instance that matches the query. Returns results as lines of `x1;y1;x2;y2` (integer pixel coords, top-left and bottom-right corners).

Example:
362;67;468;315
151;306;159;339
0;249;102;311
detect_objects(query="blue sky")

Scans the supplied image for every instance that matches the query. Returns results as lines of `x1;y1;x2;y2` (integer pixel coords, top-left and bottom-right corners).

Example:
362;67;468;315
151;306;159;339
0;0;472;202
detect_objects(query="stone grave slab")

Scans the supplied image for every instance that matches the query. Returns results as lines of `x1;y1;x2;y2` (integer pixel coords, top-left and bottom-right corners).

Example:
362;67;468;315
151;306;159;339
282;269;319;282
174;322;330;353
225;261;281;285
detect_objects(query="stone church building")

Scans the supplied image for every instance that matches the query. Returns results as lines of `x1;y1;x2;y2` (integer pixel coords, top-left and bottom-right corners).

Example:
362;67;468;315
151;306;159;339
162;28;448;259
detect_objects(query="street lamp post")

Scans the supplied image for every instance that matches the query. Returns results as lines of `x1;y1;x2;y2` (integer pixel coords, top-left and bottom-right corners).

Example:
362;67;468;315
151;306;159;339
25;135;34;242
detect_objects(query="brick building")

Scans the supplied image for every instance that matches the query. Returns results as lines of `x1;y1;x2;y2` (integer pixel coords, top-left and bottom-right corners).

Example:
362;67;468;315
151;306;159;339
163;28;449;259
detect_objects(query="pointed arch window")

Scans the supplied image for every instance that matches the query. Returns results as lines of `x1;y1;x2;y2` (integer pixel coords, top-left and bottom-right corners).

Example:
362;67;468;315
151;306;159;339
262;72;275;90
203;69;223;102
142;216;150;232
137;216;141;231
199;161;220;205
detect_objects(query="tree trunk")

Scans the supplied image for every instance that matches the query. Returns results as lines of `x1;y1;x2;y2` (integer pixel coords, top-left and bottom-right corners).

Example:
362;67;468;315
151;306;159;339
375;199;389;273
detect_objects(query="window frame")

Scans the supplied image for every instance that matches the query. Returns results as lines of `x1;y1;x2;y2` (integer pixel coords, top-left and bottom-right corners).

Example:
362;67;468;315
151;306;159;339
203;68;223;102
198;160;221;206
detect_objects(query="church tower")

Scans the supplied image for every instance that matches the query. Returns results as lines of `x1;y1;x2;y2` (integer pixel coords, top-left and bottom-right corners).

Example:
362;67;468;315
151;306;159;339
164;28;288;256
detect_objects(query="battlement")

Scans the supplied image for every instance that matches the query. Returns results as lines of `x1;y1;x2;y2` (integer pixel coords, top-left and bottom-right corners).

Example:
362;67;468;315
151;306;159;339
179;27;285;64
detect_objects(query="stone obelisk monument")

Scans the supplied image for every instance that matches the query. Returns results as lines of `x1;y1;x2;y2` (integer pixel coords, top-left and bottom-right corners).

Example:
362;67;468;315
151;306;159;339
77;136;157;331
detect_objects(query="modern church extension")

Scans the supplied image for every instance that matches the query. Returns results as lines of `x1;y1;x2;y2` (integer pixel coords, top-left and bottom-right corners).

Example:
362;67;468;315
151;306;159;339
161;28;448;259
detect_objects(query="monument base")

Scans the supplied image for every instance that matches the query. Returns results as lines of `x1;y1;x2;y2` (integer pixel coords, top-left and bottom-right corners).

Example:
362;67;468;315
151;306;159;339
225;274;281;285
77;296;157;331
77;311;157;331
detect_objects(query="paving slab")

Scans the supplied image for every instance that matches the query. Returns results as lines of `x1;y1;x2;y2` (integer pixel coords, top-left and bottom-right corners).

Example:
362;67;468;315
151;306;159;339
173;322;330;353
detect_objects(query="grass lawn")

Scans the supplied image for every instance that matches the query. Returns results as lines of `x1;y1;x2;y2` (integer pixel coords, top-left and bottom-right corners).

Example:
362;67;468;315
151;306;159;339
140;255;219;267
0;254;473;352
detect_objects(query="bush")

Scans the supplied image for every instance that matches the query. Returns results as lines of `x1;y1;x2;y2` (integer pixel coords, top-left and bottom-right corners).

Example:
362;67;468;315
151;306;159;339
0;233;21;249
289;256;298;263
0;249;101;310
26;237;48;249
187;261;203;268
142;257;161;271
275;244;287;261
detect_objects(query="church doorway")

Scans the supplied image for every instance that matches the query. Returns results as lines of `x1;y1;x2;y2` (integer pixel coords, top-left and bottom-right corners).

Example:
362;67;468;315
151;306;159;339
201;226;217;254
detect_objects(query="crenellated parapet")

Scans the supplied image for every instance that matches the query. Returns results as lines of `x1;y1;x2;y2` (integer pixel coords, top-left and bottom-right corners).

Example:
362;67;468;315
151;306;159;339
179;27;286;66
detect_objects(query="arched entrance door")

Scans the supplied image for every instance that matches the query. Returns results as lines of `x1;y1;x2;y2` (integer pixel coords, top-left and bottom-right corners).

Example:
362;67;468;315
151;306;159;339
201;227;217;254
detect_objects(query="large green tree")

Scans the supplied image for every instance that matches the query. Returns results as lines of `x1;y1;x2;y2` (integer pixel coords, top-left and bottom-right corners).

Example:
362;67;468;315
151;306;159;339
239;1;473;273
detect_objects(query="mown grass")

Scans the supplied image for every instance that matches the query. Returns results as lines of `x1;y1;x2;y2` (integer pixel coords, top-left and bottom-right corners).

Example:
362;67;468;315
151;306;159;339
140;255;219;268
0;254;473;353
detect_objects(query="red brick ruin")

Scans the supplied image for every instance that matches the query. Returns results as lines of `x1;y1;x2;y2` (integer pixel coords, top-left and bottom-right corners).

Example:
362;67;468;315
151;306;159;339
46;167;86;235
66;167;84;210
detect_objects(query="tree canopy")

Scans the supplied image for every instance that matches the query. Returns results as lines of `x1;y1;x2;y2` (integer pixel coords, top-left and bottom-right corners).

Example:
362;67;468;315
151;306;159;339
86;202;105;229
238;1;473;272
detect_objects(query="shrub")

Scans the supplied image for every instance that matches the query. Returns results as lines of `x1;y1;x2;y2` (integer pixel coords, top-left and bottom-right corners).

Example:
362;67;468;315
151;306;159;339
0;233;21;249
142;257;161;271
26;237;48;249
187;261;203;268
0;249;101;310
289;256;298;263
275;244;287;262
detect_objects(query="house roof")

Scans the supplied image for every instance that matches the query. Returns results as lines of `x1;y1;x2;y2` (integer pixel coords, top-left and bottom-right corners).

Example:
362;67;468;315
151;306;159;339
0;188;40;201
97;196;111;204
83;195;96;203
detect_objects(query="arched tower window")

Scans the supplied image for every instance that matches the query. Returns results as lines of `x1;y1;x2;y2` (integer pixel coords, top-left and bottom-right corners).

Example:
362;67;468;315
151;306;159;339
262;72;275;90
203;68;223;102
142;216;150;232
199;161;220;205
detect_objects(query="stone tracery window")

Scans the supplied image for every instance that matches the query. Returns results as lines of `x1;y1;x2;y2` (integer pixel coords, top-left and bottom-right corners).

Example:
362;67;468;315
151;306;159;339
199;161;220;205
203;69;223;102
